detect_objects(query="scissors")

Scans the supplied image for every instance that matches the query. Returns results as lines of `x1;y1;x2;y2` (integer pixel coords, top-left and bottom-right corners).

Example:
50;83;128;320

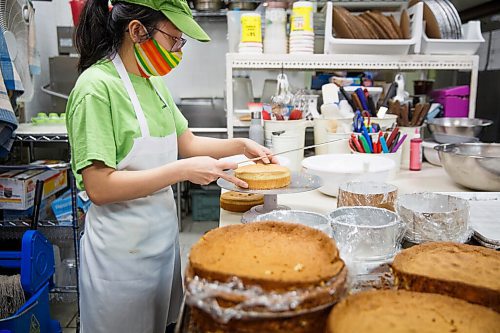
353;110;365;133
361;110;371;128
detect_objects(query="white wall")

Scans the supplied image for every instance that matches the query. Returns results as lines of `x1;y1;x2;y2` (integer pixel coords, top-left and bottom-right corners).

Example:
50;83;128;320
26;0;73;119
27;2;307;116
163;19;228;101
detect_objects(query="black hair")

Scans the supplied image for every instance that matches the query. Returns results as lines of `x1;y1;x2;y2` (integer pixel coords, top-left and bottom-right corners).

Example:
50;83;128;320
75;0;165;73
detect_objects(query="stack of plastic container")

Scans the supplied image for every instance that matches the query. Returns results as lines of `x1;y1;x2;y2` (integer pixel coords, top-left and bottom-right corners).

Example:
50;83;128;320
239;12;263;54
289;1;314;54
264;2;288;54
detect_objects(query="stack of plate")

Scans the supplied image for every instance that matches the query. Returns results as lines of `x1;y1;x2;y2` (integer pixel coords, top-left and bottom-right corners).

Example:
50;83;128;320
289;31;314;54
420;0;462;39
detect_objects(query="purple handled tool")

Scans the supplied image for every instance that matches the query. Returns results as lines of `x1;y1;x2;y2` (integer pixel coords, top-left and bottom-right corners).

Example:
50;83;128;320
391;134;407;153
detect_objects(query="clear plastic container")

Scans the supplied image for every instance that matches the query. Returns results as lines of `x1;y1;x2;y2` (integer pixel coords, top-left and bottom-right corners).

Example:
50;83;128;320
328;206;405;262
57;258;77;288
337;181;398;211
397;192;472;243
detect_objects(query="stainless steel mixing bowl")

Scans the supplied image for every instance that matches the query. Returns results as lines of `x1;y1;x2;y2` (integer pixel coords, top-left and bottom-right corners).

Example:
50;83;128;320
251;210;333;237
427;118;492;144
434;143;500;191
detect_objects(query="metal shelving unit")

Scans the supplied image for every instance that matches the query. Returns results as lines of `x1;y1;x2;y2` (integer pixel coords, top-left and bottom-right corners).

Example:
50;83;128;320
192;9;228;17
225;53;480;138
0;129;81;326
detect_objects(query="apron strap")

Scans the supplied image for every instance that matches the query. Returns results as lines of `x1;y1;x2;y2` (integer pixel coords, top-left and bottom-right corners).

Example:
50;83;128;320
112;54;150;138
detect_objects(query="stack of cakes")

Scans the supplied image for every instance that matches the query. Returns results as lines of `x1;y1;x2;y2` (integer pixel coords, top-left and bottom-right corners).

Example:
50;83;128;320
186;221;348;332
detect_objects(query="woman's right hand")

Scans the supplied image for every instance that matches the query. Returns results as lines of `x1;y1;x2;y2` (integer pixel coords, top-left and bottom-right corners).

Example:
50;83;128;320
181;156;248;188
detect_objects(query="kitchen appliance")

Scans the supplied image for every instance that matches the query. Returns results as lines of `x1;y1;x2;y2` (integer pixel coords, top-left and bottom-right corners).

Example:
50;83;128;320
193;0;222;11
45;56;79;113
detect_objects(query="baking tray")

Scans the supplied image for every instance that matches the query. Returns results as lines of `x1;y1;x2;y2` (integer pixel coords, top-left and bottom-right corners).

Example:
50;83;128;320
174;296;194;333
439;192;500;249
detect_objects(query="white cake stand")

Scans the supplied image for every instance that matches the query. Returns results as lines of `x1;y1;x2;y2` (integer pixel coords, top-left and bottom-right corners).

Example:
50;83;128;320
217;171;323;223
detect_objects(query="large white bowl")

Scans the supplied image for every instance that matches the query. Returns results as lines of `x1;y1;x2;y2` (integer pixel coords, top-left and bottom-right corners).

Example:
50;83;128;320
301;154;395;197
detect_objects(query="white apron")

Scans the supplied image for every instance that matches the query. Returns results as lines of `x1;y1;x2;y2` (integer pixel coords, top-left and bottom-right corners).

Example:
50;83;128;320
79;54;183;333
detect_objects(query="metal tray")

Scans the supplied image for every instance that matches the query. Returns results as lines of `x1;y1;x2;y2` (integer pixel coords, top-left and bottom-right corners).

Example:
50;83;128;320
217;171;322;195
174;297;194;333
438;192;500;248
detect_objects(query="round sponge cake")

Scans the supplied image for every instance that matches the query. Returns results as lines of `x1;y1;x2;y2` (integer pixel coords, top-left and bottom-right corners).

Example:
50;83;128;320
189;221;344;291
187;221;347;333
234;164;291;190
392;242;500;311
326;290;500;333
220;191;264;213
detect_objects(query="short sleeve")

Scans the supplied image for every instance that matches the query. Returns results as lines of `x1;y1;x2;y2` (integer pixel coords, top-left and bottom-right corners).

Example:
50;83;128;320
67;94;117;174
152;77;189;136
169;98;188;136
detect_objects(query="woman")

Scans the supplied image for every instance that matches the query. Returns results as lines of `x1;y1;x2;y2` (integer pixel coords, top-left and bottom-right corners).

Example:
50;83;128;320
67;0;276;332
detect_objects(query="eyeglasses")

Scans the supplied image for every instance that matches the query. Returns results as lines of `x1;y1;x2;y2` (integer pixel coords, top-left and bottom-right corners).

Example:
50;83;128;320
153;28;187;52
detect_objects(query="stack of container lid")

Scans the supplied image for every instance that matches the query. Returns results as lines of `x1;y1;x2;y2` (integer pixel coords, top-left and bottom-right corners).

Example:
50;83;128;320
239;12;263;54
289;1;314;54
419;0;462;39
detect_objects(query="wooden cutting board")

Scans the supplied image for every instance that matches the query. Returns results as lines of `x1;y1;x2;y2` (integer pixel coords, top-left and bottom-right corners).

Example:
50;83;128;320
400;9;411;39
333;6;355;39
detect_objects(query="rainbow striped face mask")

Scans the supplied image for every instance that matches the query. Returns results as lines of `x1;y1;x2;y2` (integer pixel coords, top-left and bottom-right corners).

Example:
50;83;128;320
133;38;182;78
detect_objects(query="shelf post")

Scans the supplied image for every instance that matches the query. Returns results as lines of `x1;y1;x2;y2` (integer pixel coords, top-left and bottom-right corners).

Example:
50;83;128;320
468;55;479;118
226;54;234;139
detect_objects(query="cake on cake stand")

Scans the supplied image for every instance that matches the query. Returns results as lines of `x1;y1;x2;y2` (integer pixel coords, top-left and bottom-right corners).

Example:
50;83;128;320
217;171;323;223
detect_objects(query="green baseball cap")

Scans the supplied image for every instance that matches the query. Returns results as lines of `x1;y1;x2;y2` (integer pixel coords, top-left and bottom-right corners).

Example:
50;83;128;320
111;0;210;42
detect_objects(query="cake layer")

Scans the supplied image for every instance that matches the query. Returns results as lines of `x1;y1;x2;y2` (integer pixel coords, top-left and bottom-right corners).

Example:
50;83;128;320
327;290;500;333
220;191;264;213
235;164;291;189
189;221;344;291
392;242;500;311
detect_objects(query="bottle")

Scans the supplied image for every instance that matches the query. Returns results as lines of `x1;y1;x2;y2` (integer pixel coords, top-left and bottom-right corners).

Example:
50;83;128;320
320;83;341;118
249;111;264;145
409;128;423;171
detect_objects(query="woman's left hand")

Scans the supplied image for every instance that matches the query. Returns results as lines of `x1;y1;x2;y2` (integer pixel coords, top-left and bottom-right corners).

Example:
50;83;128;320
241;139;279;164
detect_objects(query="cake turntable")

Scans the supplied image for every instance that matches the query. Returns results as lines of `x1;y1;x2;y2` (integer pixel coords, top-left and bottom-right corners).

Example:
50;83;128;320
217;171;323;223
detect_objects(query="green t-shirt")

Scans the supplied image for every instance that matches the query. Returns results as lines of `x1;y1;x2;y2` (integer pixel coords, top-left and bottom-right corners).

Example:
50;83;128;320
66;60;188;189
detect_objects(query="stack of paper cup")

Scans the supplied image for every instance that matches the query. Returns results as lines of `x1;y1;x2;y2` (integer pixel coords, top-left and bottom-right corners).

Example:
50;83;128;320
264;2;288;54
289;1;314;54
239;13;263;54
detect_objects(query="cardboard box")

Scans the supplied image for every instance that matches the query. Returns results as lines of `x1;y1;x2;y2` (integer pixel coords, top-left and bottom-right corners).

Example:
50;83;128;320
0;161;68;210
2;194;58;222
51;190;91;226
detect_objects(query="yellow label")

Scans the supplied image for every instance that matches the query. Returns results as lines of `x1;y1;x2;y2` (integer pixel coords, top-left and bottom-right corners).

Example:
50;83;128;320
291;7;313;32
241;15;262;43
